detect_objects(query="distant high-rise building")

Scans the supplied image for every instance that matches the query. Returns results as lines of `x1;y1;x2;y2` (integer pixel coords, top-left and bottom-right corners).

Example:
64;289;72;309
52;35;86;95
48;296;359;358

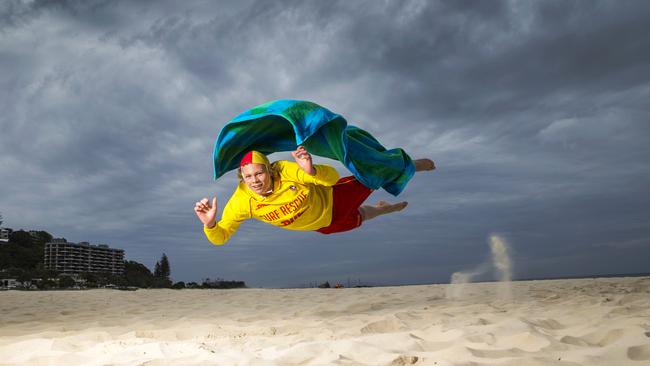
0;227;12;243
44;239;125;275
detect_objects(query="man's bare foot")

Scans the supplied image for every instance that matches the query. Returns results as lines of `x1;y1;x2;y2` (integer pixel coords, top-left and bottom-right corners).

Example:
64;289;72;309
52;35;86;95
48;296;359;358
414;158;435;172
360;200;408;221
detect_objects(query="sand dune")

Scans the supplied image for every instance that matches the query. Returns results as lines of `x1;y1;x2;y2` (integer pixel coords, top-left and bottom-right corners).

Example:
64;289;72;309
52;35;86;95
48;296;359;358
1;276;649;365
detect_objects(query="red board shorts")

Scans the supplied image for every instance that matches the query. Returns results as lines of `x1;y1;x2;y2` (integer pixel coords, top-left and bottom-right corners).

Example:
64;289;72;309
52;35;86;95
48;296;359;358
317;176;373;234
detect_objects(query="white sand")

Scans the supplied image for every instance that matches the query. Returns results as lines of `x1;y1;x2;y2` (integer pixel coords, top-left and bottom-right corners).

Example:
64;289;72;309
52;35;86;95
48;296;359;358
1;277;649;365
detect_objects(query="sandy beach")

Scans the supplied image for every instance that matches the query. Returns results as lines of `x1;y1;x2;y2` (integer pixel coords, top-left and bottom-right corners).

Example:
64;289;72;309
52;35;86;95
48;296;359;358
1;277;649;366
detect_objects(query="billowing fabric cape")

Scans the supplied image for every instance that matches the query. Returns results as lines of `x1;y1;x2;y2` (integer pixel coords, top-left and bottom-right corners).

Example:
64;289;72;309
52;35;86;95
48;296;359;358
213;100;415;196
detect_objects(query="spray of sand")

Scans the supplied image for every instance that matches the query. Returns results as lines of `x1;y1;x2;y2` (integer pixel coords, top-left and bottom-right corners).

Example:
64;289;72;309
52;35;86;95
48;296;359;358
446;234;513;300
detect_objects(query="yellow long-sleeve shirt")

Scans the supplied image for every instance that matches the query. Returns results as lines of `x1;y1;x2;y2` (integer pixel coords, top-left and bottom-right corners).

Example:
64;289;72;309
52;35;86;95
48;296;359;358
204;160;340;245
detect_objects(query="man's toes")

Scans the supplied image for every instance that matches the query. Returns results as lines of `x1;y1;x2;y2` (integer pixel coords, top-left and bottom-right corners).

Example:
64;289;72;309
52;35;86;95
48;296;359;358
387;201;408;212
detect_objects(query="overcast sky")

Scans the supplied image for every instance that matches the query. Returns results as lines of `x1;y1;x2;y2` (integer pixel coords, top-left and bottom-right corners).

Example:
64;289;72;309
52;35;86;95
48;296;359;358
1;0;649;287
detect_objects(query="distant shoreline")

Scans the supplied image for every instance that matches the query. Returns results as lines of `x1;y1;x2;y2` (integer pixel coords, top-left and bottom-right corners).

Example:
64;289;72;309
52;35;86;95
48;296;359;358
508;271;650;282
272;272;650;289
3;272;649;291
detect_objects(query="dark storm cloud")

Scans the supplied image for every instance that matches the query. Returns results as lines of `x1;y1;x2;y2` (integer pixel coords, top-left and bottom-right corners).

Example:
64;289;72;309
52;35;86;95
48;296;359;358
1;0;648;286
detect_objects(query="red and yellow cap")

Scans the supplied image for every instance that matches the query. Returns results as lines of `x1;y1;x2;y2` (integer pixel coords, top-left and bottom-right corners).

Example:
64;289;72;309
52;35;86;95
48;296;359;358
240;150;270;168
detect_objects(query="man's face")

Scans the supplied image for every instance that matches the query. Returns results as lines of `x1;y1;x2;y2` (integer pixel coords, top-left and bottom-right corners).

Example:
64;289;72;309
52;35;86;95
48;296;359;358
241;163;272;195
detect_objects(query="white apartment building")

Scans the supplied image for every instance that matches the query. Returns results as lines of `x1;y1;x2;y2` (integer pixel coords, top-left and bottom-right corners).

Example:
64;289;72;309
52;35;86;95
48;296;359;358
44;239;125;275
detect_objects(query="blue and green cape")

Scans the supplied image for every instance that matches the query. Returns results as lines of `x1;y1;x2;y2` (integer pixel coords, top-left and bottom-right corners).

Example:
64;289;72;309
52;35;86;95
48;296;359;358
213;100;414;196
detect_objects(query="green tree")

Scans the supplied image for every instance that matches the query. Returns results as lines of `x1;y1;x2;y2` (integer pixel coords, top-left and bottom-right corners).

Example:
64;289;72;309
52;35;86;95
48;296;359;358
58;275;76;289
154;261;161;277
0;230;51;271
30;231;53;246
152;253;172;288
124;261;155;288
160;253;172;278
37;278;57;290
81;272;99;288
16;270;32;284
9;230;33;246
159;253;170;279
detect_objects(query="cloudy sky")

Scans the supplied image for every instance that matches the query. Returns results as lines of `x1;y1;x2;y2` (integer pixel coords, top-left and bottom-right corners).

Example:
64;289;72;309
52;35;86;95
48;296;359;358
1;0;649;287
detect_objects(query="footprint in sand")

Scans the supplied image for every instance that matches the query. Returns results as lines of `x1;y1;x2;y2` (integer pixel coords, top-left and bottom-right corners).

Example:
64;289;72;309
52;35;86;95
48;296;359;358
560;328;626;348
627;344;650;361
527;318;565;330
360;317;406;334
466;333;497;345
394;312;425;328
466;347;523;358
389;355;419;365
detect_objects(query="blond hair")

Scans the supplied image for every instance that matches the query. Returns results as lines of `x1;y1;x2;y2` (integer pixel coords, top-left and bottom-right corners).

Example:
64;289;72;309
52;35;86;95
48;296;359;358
237;161;280;182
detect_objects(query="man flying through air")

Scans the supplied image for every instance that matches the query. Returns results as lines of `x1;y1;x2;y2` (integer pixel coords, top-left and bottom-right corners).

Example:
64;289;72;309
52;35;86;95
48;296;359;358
194;146;434;245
